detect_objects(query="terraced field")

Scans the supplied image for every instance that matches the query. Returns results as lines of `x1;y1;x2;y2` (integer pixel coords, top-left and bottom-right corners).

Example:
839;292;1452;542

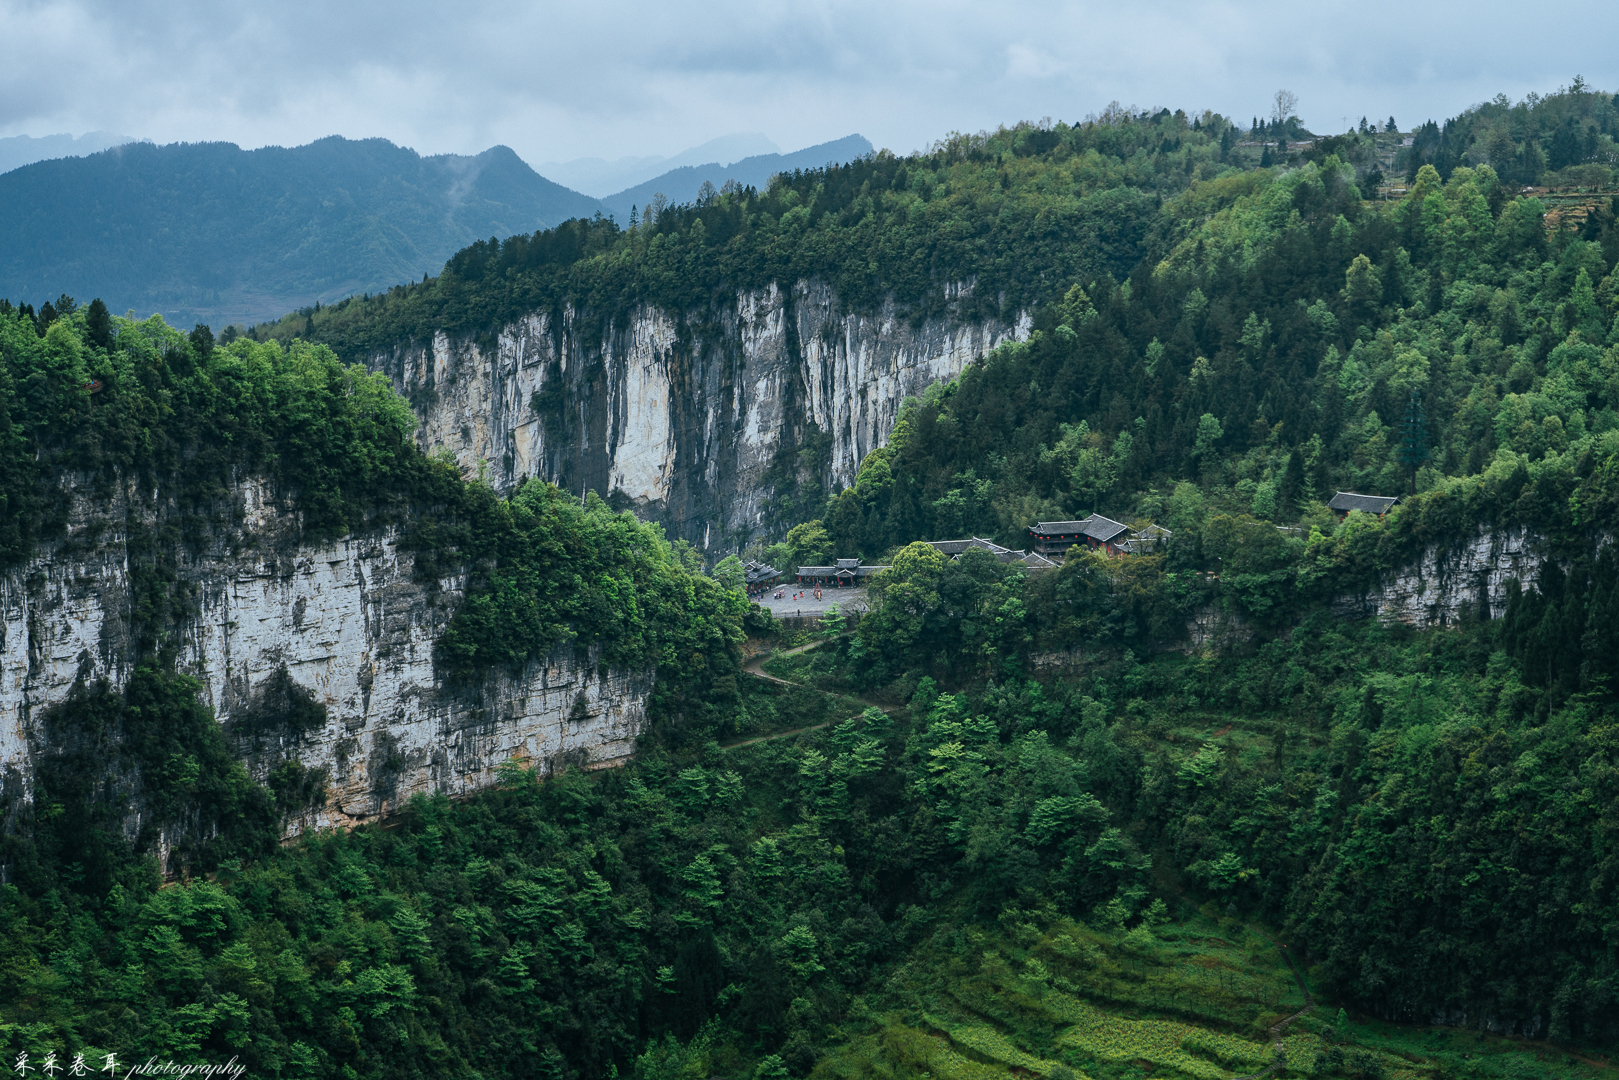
810;909;1610;1080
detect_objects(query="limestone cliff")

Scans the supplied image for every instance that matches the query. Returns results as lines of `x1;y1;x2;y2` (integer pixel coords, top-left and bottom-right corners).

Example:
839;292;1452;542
1174;528;1551;651
1332;527;1541;625
363;280;1029;550
0;475;652;850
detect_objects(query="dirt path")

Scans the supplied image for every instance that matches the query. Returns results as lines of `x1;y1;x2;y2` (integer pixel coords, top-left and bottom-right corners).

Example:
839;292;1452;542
1231;942;1316;1080
728;638;898;748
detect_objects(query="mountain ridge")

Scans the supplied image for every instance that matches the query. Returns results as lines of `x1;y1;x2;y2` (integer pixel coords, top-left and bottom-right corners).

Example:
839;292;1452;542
598;134;874;219
0;135;600;326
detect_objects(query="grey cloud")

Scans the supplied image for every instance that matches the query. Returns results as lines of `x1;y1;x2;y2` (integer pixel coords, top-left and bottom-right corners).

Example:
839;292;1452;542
1;0;1615;170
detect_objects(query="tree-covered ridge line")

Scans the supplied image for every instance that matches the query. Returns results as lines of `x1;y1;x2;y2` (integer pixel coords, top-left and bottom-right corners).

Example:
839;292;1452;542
803;154;1616;582
241;109;1265;362
233;85;1619;370
0;297;744;663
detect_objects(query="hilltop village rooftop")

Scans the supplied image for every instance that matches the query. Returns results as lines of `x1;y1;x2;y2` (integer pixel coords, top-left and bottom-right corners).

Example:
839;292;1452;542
1028;516;1170;557
1327;491;1399;518
793;538;1059;588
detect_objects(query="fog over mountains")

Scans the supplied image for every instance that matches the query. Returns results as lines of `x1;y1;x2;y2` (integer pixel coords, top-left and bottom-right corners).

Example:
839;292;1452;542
0;131;140;174
540;132;781;196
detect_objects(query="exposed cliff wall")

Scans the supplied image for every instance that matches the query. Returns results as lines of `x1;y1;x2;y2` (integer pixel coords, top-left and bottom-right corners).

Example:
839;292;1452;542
1333;527;1541;625
1171;529;1551;651
0;475;652;846
363;280;1029;551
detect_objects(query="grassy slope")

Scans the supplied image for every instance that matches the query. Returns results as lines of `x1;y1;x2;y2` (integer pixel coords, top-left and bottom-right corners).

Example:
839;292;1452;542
811;908;1605;1080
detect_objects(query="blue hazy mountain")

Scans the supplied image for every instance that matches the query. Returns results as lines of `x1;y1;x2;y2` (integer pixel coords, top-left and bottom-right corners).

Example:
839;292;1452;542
0;136;601;326
0;131;140;175
597;134;874;221
540;132;780;197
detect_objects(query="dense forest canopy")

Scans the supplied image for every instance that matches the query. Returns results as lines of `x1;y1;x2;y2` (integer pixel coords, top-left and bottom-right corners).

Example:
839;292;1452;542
0;299;753;877
4;82;1619;1080
248;83;1619;365
805;152;1618;563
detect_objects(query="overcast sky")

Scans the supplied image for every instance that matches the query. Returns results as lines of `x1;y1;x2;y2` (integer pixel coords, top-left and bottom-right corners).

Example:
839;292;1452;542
3;0;1616;168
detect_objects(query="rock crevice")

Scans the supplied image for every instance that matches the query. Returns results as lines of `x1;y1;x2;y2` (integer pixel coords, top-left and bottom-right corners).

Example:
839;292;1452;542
363;280;1029;550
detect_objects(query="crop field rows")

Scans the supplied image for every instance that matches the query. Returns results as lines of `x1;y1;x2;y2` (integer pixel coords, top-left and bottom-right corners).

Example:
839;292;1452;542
812;909;1608;1080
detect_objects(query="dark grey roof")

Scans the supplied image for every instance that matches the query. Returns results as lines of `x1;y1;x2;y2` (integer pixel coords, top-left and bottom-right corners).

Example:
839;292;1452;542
1328;491;1399;514
1030;516;1130;543
743;562;781;584
797;563;889;577
927;537;1012;558
1078;515;1130;543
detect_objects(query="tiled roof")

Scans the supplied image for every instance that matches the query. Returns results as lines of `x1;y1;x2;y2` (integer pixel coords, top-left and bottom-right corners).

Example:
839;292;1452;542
1030;516;1130;543
797;563;889;577
1328;491;1399;514
927;537;1012;558
1078;515;1130;543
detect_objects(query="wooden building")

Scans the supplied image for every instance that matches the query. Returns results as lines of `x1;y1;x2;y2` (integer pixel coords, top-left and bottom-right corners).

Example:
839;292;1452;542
1027;516;1169;559
1028;516;1131;557
795;558;889;586
744;560;783;588
1327;491;1399;519
925;537;1058;572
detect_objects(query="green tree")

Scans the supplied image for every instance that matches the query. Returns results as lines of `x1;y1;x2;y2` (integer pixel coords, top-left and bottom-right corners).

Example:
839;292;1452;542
784;520;833;567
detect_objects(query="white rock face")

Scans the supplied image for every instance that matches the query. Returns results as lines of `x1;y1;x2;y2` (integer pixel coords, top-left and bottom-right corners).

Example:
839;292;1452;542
0;477;652;842
364;280;1030;550
1333;528;1540;625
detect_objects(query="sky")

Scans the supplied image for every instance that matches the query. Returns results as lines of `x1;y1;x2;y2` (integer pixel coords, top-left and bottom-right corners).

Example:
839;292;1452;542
3;0;1617;168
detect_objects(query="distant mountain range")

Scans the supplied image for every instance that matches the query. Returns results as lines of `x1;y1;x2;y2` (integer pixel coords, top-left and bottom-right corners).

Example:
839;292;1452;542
0;132;872;327
0;131;140;174
540;132;780;197
597;135;873;221
0;137;601;326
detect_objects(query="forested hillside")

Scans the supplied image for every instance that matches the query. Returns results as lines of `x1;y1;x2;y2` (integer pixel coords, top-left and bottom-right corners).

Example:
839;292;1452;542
263;85;1618;361
809;151;1618;560
0;138;601;327
3;83;1619;1080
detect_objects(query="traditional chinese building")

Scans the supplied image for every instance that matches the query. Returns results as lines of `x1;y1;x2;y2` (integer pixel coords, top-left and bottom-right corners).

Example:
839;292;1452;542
1327;491;1399;519
743;559;783;588
925;537;1058;572
1027;517;1169;558
795;557;889;586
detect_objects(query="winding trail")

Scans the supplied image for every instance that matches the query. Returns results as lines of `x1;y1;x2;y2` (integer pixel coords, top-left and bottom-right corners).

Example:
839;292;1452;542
1230;941;1316;1080
727;637;898;748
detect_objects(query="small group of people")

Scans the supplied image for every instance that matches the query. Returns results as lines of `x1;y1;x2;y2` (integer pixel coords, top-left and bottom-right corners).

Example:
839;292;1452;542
768;587;825;603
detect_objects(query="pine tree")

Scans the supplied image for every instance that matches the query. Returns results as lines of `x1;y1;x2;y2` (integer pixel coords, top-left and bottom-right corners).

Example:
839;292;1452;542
1398;390;1430;492
85;298;112;350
